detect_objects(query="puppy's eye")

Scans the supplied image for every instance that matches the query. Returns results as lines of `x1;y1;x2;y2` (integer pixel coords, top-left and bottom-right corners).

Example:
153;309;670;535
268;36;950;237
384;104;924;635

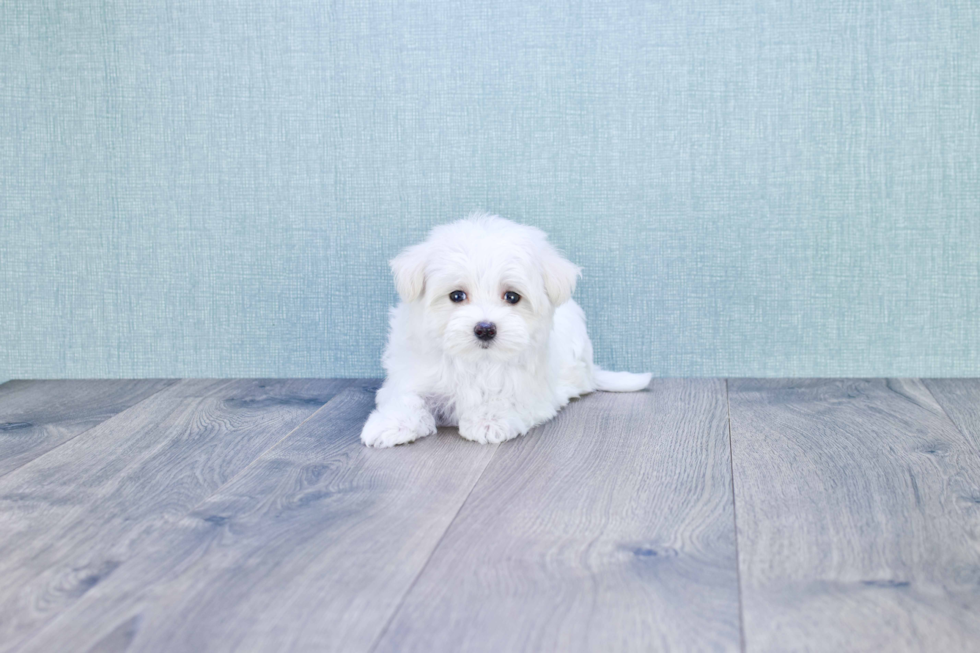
503;291;521;305
449;290;467;303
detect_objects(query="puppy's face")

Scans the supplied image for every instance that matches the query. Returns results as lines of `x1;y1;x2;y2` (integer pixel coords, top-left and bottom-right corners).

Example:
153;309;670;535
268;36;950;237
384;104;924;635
391;215;580;362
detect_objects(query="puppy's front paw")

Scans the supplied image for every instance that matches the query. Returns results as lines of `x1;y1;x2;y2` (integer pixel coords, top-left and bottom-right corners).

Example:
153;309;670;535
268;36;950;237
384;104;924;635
361;408;436;448
458;415;520;445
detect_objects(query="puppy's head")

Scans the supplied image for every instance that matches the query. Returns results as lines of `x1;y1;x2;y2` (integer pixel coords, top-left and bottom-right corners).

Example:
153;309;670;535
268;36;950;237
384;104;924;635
391;213;580;361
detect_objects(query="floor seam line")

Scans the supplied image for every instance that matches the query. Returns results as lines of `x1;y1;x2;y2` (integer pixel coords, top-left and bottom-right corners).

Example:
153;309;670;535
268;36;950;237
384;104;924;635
178;379;364;512
726;379;748;653
0;379;184;481
368;442;502;653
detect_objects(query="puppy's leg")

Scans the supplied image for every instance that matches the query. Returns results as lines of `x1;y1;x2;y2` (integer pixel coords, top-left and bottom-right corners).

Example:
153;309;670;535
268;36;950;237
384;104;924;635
457;407;526;445
361;393;436;448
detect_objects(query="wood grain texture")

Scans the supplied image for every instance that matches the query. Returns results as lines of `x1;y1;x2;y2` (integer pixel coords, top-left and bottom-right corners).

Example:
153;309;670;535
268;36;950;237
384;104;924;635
0;378;349;652
0;379;176;477
729;379;980;652
375;379;741;653
924;379;980;449
20;384;499;653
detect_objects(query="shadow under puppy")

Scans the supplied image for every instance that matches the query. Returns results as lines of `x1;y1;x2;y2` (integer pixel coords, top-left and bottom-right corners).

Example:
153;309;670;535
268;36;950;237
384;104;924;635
361;213;652;448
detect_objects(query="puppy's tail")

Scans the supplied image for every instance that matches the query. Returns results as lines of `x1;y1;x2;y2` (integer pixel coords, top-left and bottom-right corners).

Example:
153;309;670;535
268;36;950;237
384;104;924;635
593;368;653;392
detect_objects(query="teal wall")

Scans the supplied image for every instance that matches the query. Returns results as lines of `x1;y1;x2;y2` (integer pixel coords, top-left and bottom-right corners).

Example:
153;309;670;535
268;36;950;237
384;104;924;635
2;1;978;379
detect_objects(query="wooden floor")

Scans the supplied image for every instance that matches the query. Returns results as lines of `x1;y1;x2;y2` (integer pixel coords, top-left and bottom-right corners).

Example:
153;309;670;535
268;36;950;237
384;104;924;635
1;379;978;652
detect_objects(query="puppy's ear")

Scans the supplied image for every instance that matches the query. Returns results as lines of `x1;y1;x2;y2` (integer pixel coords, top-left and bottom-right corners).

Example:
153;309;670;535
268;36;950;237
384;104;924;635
390;242;428;302
539;244;581;306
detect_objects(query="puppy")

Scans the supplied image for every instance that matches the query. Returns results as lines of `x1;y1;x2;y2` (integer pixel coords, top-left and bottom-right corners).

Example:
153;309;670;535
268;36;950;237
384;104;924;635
361;213;652;448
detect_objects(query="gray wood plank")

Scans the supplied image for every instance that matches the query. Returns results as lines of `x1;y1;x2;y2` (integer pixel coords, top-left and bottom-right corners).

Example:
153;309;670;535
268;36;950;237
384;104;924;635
19;384;499;653
375;379;741;653
923;379;980;449
0;379;177;477
729;379;980;652
0;378;350;652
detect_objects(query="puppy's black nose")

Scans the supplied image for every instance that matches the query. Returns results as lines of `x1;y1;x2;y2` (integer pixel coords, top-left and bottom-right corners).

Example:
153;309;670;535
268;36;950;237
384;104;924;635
474;321;497;341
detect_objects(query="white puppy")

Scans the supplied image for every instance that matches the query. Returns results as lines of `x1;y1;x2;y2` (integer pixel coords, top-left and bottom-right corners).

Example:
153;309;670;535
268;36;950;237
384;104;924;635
361;213;652;448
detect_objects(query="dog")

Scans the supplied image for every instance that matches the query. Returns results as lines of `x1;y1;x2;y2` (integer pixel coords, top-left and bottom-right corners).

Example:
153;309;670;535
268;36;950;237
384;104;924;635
360;213;652;448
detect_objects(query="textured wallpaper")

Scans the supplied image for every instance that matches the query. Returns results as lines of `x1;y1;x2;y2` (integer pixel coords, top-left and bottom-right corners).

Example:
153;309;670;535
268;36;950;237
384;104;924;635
1;1;978;379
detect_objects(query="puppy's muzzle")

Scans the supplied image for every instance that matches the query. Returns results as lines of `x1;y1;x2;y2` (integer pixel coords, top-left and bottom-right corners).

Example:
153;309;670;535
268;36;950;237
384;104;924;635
474;321;497;342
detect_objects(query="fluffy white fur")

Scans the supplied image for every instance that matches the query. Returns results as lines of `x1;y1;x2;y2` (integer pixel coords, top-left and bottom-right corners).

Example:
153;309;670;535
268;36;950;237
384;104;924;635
361;213;652;448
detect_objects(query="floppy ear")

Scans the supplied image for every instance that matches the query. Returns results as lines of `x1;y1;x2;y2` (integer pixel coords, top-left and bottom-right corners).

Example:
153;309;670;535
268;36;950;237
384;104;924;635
390;242;429;302
539;244;581;306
